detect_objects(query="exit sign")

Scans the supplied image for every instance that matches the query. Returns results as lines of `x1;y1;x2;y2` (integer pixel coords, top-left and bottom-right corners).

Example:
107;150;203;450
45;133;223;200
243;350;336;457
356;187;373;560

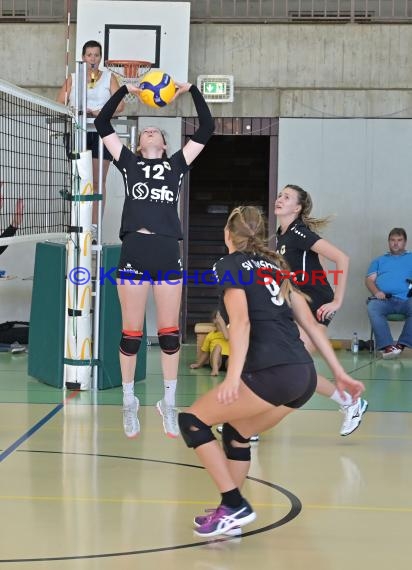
197;75;234;103
204;81;227;95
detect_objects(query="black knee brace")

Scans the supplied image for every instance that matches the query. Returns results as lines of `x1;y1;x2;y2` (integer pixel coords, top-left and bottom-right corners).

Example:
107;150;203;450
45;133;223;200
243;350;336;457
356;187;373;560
222;423;251;461
158;327;180;354
178;412;216;449
120;330;143;356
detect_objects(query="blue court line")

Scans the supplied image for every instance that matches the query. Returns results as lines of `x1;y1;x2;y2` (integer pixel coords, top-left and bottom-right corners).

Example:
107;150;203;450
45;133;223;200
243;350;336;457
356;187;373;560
0;391;79;463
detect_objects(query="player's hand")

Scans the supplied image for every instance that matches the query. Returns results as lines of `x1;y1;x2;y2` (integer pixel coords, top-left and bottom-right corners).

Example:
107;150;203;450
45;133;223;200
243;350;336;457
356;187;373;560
217;376;240;405
335;371;365;402
316;301;339;322
171;81;191;102
127;84;144;97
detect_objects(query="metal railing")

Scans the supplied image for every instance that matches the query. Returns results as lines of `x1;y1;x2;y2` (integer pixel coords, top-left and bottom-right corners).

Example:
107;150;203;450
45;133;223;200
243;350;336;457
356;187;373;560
190;0;412;22
1;0;412;22
0;0;75;21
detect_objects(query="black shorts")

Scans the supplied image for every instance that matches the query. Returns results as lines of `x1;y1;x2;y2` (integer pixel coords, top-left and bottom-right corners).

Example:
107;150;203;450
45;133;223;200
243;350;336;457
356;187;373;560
220;354;229;370
87;132;112;161
211;354;228;370
241;362;317;408
117;232;183;282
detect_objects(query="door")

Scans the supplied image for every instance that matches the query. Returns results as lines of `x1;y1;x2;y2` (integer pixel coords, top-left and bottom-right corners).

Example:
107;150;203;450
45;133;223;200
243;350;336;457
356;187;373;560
180;117;278;340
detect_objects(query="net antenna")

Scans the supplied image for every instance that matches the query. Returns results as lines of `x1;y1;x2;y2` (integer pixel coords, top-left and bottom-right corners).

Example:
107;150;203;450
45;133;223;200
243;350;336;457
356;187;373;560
105;60;152;102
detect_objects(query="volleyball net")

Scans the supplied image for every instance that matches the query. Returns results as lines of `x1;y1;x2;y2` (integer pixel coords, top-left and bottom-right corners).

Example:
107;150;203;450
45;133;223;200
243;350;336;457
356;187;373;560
0;78;73;245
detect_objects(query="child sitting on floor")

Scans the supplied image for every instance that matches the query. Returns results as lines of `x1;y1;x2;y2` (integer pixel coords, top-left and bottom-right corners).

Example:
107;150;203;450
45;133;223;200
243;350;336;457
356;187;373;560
190;310;229;376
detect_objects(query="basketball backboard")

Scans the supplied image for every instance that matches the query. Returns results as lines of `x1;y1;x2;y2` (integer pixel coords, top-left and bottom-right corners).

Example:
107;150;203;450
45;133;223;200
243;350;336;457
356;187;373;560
76;1;190;81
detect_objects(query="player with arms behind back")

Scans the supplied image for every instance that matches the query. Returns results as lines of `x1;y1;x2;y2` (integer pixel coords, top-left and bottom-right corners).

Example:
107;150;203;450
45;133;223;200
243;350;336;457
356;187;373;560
178;206;365;538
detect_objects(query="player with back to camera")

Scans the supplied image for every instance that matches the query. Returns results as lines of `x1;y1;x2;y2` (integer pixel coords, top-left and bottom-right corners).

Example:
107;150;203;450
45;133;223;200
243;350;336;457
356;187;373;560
178;206;365;538
275;184;368;436
191;309;260;443
57;40;125;241
94;77;214;439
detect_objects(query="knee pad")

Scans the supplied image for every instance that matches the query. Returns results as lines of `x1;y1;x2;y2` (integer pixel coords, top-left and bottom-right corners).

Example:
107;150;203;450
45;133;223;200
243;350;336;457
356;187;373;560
158;327;180;354
222;423;251;461
120;330;143;356
178;412;216;449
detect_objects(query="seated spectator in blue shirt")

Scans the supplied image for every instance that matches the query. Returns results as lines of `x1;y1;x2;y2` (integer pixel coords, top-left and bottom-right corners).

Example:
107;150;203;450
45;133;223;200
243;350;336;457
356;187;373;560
365;227;412;359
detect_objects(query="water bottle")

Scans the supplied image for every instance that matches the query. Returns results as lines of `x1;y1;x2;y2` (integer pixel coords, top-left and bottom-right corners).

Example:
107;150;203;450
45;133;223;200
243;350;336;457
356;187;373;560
351;332;359;354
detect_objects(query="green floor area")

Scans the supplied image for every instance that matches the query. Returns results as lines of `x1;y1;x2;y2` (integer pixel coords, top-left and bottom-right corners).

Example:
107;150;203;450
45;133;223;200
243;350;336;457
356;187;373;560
0;344;411;411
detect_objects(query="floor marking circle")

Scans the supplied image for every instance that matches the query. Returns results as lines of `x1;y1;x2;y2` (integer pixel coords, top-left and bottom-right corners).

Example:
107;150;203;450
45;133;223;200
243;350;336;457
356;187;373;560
0;450;302;563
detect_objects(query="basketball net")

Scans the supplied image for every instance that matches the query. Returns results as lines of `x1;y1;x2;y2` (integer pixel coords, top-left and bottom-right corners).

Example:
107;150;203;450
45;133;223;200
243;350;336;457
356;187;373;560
105;60;152;103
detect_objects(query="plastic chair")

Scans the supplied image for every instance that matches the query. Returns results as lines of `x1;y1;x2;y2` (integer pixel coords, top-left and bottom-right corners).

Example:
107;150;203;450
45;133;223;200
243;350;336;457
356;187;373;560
369;313;406;354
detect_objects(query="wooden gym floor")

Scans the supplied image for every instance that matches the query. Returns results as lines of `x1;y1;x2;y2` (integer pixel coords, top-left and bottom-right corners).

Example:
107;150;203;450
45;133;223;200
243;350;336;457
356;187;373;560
0;344;411;569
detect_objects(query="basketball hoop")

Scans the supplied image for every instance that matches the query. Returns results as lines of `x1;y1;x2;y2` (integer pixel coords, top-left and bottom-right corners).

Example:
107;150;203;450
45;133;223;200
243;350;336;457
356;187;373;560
105;60;152;102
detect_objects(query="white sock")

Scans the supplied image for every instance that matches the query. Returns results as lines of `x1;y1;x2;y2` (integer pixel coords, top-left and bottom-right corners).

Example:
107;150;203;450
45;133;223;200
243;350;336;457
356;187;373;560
331;389;352;407
163;379;177;406
122;382;136;405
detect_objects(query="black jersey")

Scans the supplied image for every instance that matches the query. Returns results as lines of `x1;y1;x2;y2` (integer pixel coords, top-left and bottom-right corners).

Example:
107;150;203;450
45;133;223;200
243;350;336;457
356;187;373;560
276;219;334;312
214;251;312;372
113;146;190;240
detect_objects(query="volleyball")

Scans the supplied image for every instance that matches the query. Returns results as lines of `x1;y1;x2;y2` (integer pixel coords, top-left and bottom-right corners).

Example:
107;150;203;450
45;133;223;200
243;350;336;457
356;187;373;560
139;70;176;108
